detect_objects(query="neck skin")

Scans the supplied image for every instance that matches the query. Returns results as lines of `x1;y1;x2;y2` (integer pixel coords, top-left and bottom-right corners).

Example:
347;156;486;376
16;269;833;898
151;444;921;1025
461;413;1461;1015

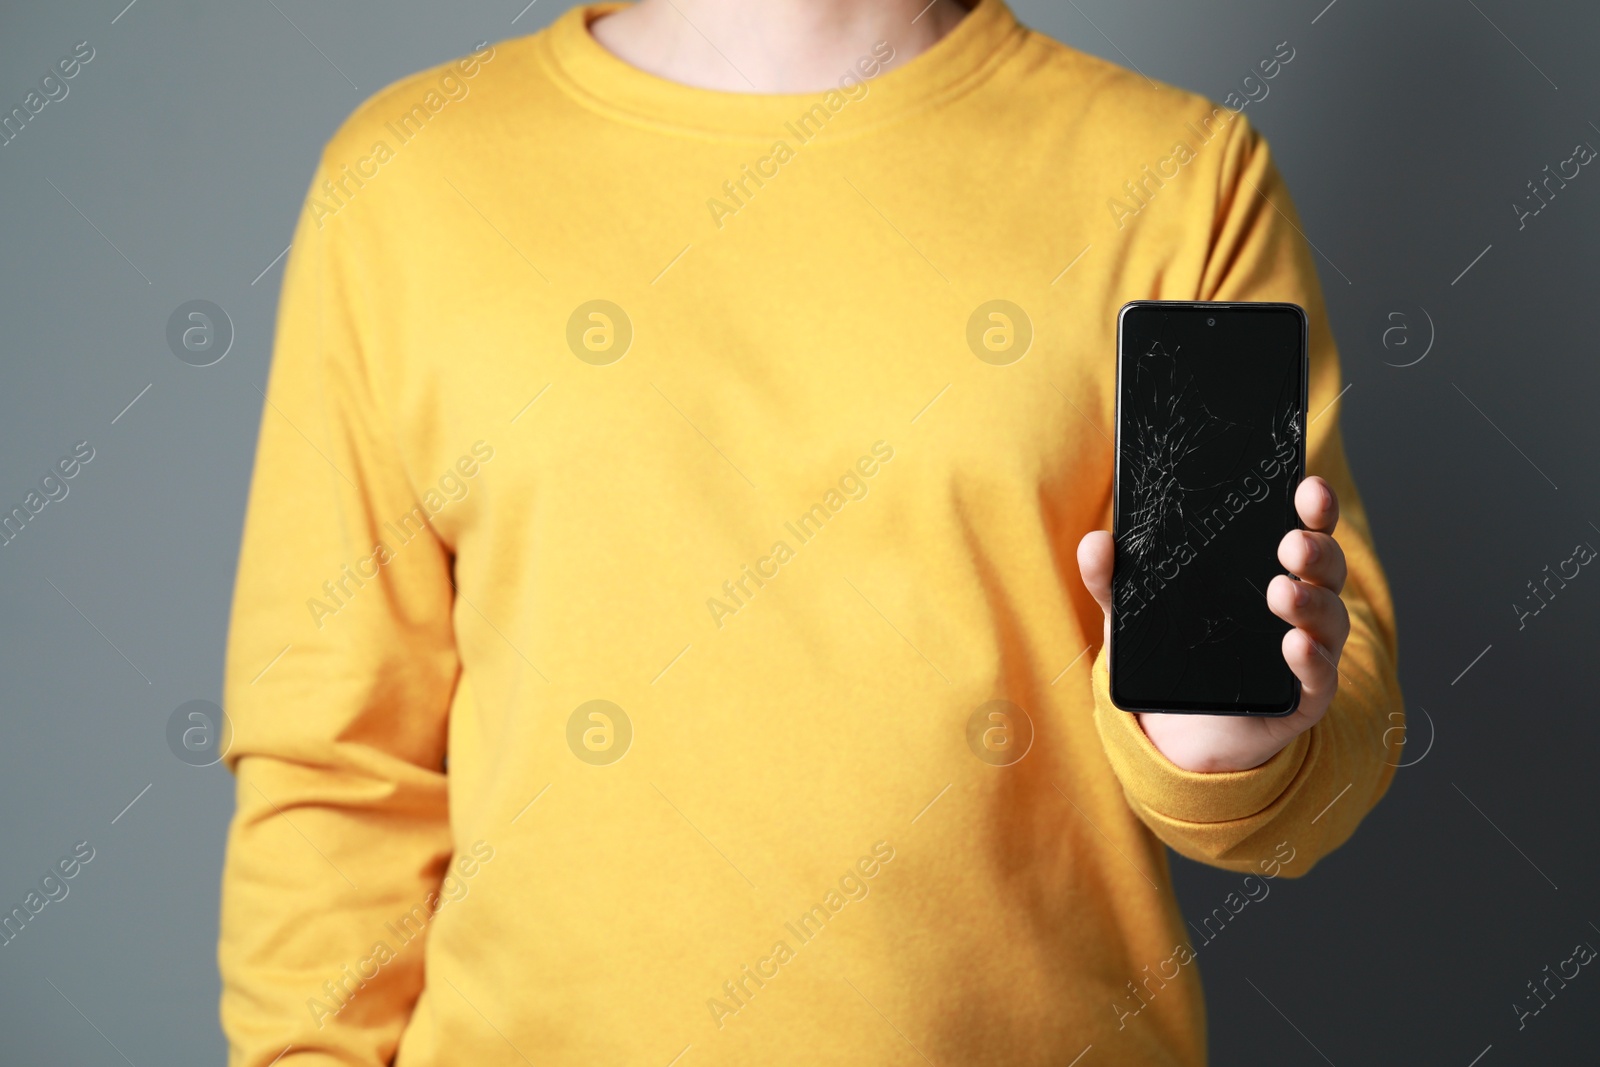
589;0;972;93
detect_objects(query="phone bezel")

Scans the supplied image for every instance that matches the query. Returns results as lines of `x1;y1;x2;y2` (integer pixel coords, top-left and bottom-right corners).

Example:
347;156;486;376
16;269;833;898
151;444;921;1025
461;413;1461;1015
1109;299;1310;717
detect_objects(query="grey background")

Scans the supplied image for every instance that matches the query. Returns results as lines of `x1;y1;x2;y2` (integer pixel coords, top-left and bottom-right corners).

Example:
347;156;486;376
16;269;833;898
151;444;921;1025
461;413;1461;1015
2;0;1597;1063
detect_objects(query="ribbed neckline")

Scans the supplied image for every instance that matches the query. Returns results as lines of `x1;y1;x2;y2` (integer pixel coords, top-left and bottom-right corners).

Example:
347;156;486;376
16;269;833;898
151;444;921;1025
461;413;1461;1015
535;0;1027;140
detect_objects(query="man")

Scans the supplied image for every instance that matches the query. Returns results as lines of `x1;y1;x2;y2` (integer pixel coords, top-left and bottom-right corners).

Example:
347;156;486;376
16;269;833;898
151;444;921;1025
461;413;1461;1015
219;0;1403;1063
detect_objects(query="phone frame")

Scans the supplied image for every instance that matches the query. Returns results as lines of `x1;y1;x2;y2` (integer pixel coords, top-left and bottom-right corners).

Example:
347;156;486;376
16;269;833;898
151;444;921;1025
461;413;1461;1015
1109;299;1309;717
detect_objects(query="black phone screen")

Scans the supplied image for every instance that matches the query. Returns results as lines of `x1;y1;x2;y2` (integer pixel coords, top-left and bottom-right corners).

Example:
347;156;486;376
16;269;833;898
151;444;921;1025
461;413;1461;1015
1110;302;1307;715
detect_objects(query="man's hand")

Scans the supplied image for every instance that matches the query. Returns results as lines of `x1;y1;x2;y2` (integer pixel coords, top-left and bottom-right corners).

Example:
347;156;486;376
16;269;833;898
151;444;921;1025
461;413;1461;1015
1077;476;1350;772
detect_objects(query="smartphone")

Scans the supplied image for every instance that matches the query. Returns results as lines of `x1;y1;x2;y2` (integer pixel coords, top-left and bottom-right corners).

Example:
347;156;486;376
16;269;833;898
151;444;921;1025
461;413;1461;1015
1110;301;1308;716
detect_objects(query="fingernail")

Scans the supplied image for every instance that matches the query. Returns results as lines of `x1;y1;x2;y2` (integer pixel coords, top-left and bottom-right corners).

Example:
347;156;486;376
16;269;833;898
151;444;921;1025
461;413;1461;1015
1320;481;1334;512
1293;580;1308;607
1302;531;1319;564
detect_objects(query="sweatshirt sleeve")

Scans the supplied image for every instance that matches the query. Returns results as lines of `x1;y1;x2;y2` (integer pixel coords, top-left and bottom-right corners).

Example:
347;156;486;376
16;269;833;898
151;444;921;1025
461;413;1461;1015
217;150;459;1065
1091;109;1405;877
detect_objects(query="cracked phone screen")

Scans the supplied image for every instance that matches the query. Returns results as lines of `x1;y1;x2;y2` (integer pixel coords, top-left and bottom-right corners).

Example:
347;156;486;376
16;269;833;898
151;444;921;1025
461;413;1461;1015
1111;305;1305;714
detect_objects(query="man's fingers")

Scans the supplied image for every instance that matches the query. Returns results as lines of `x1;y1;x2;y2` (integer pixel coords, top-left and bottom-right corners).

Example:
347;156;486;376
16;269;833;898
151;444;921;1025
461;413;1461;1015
1296;476;1339;535
1077;530;1115;618
1281;625;1338;720
1267;574;1350;654
1278;528;1346;593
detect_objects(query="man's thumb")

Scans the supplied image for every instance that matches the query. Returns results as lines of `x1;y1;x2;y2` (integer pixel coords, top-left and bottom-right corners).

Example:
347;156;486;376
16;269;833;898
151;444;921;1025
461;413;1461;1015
1076;531;1115;619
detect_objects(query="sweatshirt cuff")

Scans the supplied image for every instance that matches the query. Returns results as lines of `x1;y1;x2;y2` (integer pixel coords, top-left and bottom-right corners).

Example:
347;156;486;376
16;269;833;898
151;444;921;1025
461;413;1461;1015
1090;652;1311;825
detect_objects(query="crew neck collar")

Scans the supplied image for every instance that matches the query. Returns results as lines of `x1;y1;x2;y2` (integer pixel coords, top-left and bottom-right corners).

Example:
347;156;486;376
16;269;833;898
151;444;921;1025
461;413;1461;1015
537;0;1026;140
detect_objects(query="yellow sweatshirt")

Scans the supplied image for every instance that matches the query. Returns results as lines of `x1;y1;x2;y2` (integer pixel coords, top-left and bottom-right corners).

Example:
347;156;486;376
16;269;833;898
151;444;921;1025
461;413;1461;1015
219;2;1403;1064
